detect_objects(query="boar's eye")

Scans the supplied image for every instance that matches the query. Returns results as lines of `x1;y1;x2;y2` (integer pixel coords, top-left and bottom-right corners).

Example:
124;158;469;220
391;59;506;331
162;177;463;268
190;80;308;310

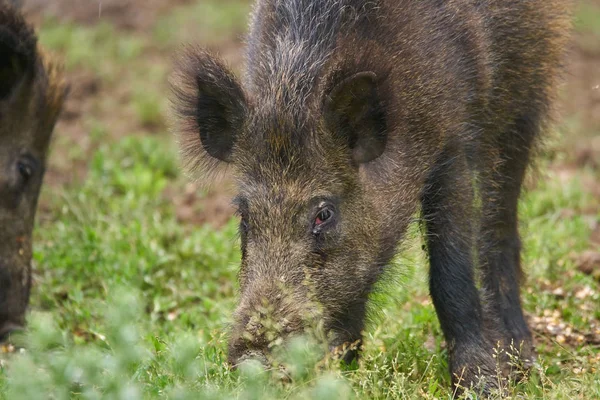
16;156;37;184
234;197;250;237
312;204;335;234
316;208;333;225
239;216;249;236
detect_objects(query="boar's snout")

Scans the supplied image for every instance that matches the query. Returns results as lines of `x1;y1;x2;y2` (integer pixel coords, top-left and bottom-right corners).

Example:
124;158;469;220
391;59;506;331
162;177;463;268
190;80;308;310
227;283;317;368
229;348;270;369
0;322;24;342
0;258;29;341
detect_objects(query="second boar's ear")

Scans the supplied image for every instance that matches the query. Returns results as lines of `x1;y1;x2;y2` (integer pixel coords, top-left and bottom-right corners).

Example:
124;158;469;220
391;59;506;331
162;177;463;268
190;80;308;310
323;71;387;164
171;48;247;173
0;15;36;101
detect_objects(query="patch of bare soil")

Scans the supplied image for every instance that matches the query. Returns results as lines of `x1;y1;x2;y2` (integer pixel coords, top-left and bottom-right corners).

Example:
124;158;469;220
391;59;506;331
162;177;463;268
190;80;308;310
572;217;600;282
560;34;600;167
553;27;600;272
592;223;600;246
531;309;600;347
23;0;186;188
164;182;236;229
43;67;143;188
44;70;99;185
529;278;600;347
23;0;193;31
24;0;245;227
575;250;600;281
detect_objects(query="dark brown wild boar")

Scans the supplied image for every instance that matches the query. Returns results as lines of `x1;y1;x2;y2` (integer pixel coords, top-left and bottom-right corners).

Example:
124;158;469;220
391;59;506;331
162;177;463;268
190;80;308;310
171;0;571;392
0;1;66;340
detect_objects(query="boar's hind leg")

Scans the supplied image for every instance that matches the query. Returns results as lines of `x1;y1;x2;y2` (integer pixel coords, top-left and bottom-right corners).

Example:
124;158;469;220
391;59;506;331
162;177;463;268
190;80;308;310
421;145;497;392
478;114;538;365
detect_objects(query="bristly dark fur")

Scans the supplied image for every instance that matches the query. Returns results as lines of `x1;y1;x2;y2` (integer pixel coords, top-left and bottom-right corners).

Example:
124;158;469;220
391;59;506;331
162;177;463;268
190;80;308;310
0;1;37;99
170;46;247;181
0;1;35;59
0;1;66;341
0;0;67;145
245;0;380;104
170;0;573;392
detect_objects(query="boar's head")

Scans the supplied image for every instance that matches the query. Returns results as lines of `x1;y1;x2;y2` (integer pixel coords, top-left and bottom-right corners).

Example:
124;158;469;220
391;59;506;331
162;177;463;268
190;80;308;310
0;4;66;340
172;48;391;366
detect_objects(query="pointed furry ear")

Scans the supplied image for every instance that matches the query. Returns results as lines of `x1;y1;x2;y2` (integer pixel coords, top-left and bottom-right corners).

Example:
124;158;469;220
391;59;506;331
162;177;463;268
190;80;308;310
323;71;387;164
0;7;36;101
170;47;247;177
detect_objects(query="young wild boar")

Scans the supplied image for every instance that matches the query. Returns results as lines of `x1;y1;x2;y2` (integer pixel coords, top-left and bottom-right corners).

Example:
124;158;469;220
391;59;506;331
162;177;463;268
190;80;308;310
0;1;66;340
171;0;571;391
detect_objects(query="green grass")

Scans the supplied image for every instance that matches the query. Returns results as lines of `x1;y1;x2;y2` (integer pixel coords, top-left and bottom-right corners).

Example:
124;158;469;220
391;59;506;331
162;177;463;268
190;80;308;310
39;20;146;73
0;133;596;399
1;1;599;398
574;1;600;52
153;0;250;49
575;2;600;37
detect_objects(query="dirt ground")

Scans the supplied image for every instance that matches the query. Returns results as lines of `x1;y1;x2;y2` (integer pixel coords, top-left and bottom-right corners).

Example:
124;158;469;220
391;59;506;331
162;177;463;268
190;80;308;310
23;0;194;30
23;0;600;251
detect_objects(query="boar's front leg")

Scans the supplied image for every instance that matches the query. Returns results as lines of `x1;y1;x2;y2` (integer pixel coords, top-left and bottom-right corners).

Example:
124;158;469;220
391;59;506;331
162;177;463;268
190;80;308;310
421;144;497;393
478;114;538;368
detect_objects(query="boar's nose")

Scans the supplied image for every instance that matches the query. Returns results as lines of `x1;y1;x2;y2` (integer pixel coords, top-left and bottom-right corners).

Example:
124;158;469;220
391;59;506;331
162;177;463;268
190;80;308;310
230;348;292;383
234;350;270;367
228;335;270;368
0;321;24;342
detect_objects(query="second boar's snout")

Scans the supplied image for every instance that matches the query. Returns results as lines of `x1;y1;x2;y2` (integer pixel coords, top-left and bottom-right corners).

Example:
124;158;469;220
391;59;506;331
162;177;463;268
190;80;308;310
0;258;29;342
0;322;24;343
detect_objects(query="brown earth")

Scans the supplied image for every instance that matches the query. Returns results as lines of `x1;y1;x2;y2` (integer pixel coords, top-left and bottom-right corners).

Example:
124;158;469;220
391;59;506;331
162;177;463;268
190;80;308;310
561;33;600;171
24;0;242;227
23;0;194;31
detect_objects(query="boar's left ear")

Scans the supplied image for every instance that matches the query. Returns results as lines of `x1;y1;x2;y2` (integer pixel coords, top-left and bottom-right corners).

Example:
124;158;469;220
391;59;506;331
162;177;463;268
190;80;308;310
171;48;247;176
0;16;36;101
323;71;387;164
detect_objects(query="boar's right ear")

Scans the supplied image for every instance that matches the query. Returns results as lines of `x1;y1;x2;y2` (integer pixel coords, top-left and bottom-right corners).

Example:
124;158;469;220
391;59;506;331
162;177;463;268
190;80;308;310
323;71;387;164
171;48;247;174
0;12;36;101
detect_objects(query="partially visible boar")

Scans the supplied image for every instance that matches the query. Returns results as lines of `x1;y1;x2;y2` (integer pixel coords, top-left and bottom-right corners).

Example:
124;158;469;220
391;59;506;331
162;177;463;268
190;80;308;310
0;1;66;340
171;0;571;392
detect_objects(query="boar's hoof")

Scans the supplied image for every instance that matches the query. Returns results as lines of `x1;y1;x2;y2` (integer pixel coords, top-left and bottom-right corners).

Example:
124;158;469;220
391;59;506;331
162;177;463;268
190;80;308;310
450;344;503;397
0;322;24;343
500;339;537;382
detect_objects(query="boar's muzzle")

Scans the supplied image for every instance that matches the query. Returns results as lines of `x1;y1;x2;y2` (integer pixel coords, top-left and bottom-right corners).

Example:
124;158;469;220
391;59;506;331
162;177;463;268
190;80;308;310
227;280;318;368
0;258;28;341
